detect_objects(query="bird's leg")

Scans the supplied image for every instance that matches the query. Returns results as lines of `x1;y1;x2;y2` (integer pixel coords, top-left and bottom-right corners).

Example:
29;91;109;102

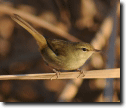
50;69;60;80
77;69;85;78
44;62;60;80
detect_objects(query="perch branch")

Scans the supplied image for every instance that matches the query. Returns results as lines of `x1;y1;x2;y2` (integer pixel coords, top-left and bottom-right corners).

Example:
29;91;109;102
0;68;120;80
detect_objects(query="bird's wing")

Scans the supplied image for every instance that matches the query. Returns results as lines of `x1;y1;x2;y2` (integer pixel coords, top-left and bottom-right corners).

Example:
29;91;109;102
47;39;70;56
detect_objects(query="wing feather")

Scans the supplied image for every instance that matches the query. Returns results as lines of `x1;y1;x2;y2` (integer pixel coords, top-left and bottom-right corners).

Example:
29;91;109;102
47;39;70;55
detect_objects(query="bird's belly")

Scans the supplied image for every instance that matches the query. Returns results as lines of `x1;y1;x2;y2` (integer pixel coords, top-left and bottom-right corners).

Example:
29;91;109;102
42;55;86;70
62;58;86;70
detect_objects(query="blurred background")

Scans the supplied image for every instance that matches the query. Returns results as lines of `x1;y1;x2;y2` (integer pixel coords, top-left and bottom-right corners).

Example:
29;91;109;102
0;0;120;102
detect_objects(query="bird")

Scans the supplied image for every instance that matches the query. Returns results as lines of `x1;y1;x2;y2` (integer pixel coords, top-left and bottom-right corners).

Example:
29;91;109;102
11;14;100;79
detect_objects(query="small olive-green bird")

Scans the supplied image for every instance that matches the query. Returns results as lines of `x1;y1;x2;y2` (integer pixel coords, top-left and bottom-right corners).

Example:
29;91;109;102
11;14;100;78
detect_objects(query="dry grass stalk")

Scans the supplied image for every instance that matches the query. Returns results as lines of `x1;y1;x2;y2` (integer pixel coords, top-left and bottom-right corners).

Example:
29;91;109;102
0;68;120;80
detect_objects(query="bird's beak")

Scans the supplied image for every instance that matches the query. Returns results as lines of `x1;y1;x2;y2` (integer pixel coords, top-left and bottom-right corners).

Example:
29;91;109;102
94;49;102;52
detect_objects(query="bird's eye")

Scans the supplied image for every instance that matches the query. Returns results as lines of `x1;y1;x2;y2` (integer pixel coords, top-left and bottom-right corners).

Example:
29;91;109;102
82;48;88;51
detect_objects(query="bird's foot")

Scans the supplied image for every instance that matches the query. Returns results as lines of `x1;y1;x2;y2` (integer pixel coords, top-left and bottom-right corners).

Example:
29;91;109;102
77;69;85;78
50;69;60;80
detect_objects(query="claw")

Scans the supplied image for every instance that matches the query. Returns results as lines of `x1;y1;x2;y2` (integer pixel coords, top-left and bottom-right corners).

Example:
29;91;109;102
77;69;85;78
50;69;60;80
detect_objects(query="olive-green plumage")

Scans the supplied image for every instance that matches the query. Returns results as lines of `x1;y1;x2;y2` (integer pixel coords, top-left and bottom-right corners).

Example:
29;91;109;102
12;14;99;72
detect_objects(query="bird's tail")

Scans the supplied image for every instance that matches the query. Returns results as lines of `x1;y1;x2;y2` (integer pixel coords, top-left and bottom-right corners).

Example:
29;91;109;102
11;14;47;49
